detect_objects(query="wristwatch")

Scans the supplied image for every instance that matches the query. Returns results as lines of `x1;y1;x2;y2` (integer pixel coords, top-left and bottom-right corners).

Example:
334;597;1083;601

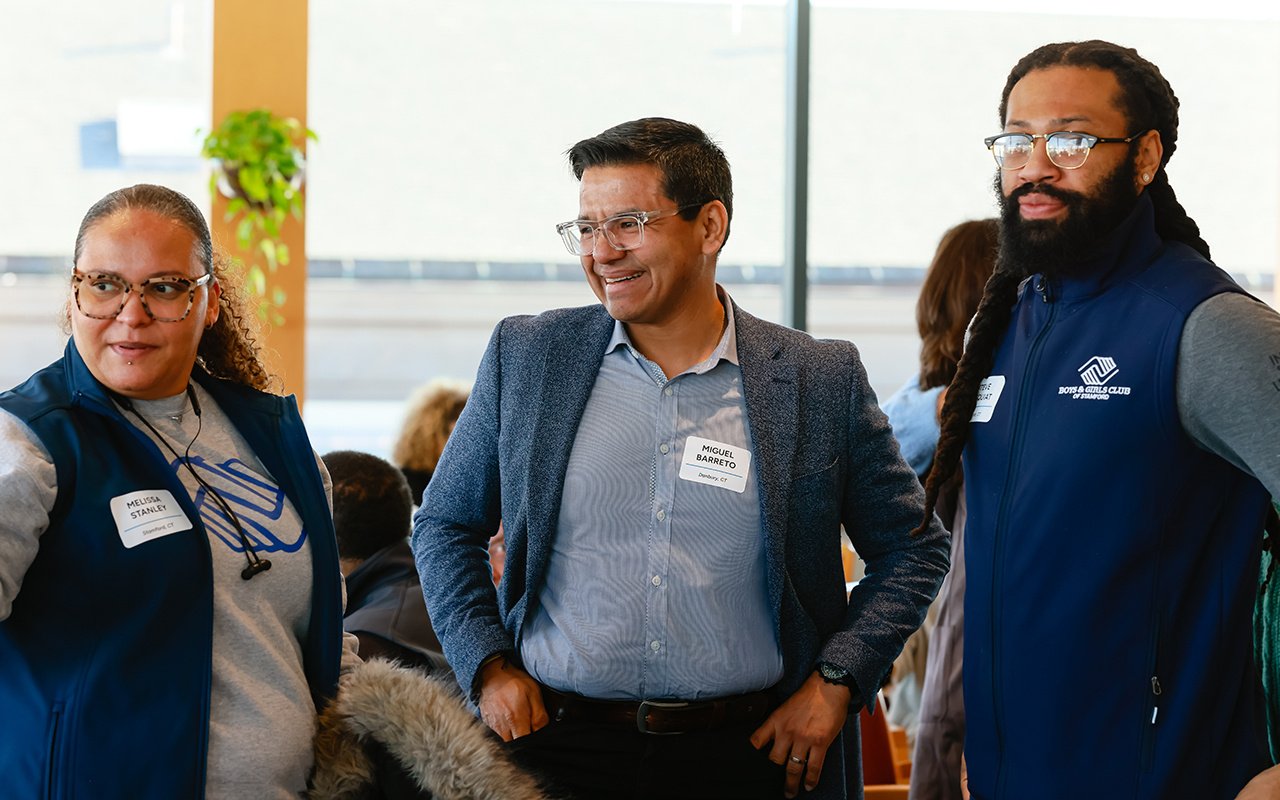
816;661;853;687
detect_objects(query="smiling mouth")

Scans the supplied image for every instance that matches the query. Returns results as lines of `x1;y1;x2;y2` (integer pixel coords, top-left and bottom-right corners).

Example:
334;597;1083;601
604;272;643;285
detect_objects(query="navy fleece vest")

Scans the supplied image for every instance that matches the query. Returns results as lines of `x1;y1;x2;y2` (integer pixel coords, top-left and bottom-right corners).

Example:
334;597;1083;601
962;198;1271;799
0;342;342;800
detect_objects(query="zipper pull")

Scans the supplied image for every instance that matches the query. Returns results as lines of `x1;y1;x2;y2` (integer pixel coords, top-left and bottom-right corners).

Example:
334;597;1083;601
1033;275;1058;303
1150;676;1162;724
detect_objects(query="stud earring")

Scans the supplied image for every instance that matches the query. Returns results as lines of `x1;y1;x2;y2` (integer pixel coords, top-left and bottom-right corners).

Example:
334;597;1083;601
1142;173;1151;183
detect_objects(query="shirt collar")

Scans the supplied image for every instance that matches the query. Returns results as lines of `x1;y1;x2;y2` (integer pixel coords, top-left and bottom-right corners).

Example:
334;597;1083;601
603;286;740;372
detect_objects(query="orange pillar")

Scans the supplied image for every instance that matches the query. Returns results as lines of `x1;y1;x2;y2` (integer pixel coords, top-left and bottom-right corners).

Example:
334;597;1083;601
211;0;309;401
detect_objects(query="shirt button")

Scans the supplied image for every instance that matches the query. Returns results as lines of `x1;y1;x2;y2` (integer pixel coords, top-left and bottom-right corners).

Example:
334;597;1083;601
663;386;673;397
659;443;670;454
651;575;662;587
650;640;661;652
656;509;666;521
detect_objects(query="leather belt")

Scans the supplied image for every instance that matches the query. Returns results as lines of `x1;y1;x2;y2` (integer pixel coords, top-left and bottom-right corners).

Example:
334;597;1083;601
539;684;774;735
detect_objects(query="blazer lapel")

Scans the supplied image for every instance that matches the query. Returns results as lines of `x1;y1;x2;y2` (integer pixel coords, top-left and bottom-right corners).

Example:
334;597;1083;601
735;306;799;610
523;307;616;561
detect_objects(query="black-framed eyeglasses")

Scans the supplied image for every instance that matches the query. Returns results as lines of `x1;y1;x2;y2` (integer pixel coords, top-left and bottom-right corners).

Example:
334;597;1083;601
984;129;1152;170
555;202;708;256
72;271;213;322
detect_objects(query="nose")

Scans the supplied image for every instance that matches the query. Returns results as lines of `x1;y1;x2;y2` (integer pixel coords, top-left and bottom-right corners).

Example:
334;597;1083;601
590;232;625;263
1015;137;1060;185
115;288;152;326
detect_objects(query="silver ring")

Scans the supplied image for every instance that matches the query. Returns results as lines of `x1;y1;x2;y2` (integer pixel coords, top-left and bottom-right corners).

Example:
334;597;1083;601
789;754;805;764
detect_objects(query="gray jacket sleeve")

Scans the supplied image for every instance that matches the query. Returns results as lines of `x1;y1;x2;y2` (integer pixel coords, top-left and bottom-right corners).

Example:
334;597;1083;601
825;347;950;703
0;409;57;620
1178;292;1280;497
410;322;509;699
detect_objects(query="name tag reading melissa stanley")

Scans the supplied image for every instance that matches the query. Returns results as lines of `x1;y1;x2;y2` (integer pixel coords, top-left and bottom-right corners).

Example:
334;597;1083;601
110;489;194;549
679;436;752;493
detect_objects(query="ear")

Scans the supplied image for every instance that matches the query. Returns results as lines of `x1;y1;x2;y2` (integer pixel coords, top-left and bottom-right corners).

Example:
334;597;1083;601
1134;129;1164;193
699;200;729;256
203;277;222;330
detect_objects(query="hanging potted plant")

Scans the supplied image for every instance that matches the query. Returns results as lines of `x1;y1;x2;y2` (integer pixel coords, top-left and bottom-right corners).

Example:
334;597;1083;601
200;108;316;324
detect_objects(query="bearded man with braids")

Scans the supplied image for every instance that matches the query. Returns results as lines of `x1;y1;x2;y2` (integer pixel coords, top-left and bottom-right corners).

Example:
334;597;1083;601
917;41;1280;799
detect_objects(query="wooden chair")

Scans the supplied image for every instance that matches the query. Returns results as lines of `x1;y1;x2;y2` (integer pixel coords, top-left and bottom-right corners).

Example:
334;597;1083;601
861;694;912;797
888;724;912;783
863;787;910;800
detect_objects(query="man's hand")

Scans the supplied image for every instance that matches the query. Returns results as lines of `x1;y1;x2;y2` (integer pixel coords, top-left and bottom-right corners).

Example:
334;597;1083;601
1236;764;1280;799
749;672;851;798
475;656;549;742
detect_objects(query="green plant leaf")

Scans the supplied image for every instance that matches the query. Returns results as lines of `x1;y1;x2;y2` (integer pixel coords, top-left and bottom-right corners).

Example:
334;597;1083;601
248;265;267;297
236;218;254;250
260;238;278;271
200;106;313;325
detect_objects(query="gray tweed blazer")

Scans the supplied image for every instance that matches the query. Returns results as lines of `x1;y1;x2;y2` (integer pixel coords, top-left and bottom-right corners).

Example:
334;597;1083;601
411;302;948;798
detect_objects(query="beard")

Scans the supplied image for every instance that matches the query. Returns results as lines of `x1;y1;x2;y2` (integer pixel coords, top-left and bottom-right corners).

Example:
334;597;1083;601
995;151;1141;280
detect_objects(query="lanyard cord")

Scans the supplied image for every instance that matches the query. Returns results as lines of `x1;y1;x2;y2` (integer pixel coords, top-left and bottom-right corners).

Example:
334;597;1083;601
116;385;272;581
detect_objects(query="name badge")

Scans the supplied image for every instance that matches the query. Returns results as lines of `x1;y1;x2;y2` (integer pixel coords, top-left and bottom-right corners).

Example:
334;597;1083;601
110;489;193;549
971;375;1006;423
679;436;752;493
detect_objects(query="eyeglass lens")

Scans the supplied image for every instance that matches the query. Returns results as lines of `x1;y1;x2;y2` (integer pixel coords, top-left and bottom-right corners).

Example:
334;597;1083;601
562;215;645;256
75;275;199;322
991;133;1094;170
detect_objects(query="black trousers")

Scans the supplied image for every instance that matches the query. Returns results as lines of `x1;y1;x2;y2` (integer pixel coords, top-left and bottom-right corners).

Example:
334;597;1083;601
504;717;785;800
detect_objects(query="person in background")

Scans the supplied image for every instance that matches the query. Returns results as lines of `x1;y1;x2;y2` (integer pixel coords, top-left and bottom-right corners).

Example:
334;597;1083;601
413;117;948;800
0;184;356;799
392;379;470;503
325;449;449;675
920;40;1280;798
881;218;998;800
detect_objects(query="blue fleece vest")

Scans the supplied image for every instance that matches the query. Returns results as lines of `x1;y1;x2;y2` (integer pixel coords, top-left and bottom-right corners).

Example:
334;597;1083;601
962;197;1271;799
0;342;342;800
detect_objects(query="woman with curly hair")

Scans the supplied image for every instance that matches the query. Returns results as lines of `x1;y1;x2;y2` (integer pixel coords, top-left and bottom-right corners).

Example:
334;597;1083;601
0;183;356;798
392;378;470;503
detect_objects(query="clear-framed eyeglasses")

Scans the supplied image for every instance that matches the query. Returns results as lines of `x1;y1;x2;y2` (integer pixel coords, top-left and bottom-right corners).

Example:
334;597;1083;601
555;202;707;256
984;129;1151;170
72;271;214;322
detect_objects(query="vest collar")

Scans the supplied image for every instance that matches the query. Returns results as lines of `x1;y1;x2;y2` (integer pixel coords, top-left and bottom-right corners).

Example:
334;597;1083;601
61;338;282;418
1035;192;1163;303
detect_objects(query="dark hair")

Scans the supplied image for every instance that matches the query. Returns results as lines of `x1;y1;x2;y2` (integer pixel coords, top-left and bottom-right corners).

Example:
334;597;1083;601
72;184;275;391
323;450;414;562
997;40;1208;261
567;117;733;250
916;40;1208;534
917;219;999;390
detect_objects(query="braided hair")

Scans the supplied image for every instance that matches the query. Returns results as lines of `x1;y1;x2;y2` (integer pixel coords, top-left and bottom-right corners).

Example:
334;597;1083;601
913;40;1210;534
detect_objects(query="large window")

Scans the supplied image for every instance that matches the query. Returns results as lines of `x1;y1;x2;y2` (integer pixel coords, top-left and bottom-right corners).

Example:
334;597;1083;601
2;1;1276;455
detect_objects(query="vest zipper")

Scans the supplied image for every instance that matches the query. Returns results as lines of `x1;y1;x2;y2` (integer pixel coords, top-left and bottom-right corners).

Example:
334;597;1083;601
45;702;64;800
991;291;1058;795
1141;630;1162;772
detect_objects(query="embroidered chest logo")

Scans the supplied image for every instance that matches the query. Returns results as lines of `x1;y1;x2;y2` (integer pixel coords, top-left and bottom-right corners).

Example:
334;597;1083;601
1058;355;1132;400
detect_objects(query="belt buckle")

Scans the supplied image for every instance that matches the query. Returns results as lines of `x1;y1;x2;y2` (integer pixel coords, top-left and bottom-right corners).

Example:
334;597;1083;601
636;699;692;735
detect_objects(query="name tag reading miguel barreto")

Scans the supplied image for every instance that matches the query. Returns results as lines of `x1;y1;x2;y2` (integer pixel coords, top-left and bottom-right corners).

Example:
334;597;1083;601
679;436;753;493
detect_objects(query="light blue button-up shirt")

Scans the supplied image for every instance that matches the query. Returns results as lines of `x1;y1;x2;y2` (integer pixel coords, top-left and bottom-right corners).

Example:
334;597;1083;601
519;295;783;700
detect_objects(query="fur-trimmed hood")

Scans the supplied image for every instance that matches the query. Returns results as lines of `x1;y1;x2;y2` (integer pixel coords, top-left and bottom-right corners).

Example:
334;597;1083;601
310;658;550;800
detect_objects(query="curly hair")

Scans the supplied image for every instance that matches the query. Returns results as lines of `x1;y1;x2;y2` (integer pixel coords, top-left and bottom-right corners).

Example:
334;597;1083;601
392;378;471;474
71;184;276;392
915;41;1206;534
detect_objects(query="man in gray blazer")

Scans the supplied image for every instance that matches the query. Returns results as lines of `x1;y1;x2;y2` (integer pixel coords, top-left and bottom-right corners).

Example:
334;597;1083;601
412;117;948;800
